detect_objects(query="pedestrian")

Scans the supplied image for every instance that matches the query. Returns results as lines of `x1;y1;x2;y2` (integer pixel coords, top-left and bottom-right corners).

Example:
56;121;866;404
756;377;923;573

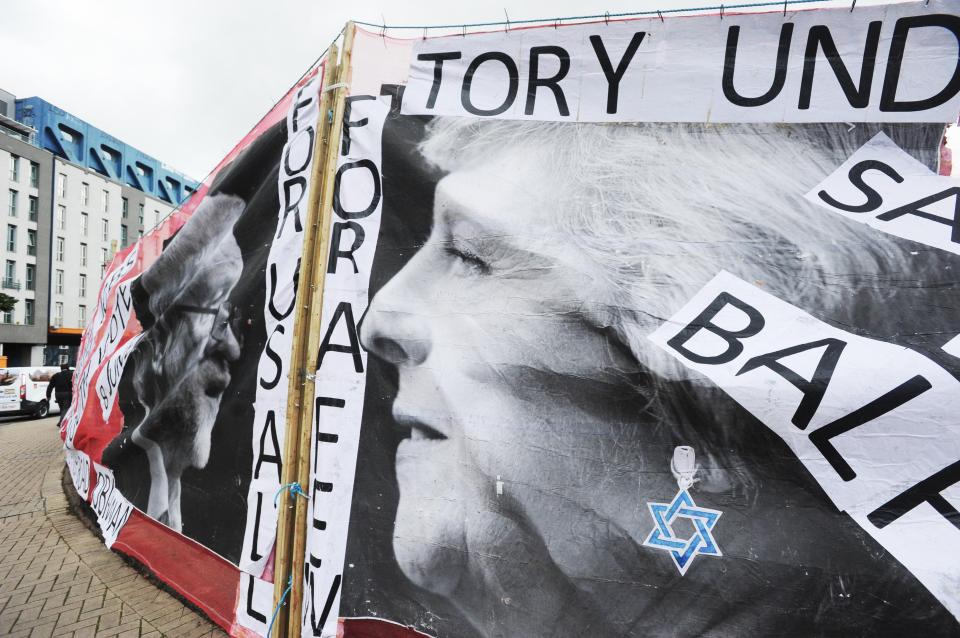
46;363;73;427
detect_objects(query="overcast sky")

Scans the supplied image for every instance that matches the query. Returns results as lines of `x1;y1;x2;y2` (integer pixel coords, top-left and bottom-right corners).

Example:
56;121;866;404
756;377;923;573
0;0;932;180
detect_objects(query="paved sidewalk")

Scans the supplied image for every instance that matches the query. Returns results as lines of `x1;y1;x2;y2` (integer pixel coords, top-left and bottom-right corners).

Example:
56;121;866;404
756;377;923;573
0;416;228;637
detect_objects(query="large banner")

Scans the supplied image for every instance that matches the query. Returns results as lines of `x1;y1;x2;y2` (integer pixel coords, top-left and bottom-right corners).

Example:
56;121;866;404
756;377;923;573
304;2;960;637
64;62;328;636
65;2;960;637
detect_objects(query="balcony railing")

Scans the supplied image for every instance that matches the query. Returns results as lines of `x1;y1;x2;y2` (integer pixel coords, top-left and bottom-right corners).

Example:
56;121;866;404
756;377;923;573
2;279;21;290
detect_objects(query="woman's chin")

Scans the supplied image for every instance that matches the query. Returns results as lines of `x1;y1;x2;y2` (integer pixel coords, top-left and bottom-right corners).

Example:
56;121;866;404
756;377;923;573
392;453;469;597
392;526;465;597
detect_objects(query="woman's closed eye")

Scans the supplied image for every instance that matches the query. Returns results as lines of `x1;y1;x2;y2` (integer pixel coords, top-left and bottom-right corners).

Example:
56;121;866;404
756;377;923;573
443;242;491;275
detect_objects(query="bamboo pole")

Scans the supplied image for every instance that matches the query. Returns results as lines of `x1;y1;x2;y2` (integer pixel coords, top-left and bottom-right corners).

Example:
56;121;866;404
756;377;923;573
271;41;341;638
285;22;357;637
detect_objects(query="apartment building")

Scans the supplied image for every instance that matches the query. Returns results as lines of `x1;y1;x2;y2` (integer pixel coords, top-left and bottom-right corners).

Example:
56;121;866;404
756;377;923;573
0;91;196;366
0;116;53;365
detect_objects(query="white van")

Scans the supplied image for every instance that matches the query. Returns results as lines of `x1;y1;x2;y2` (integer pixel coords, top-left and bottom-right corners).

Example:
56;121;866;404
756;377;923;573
0;367;63;418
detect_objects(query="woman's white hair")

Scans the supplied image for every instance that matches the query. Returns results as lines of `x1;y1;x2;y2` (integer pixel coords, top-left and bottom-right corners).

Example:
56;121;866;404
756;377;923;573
419;118;942;380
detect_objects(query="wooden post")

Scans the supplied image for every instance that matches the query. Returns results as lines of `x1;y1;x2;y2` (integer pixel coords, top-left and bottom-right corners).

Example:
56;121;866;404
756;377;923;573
285;22;356;637
271;40;342;638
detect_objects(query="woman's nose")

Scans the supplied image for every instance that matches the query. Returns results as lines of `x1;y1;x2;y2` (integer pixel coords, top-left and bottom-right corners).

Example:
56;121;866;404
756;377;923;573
360;270;432;367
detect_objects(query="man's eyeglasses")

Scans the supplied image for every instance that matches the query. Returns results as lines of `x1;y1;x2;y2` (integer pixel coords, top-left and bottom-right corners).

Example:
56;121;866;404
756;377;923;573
171;301;243;345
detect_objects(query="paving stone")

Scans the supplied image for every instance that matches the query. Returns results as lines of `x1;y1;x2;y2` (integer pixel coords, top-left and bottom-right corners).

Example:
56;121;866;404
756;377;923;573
0;417;228;637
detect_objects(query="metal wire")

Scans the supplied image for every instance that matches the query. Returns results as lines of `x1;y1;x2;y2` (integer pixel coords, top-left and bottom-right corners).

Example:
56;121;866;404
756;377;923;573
353;0;829;31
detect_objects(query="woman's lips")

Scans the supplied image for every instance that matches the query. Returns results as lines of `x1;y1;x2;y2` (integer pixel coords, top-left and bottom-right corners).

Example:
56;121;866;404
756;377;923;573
395;414;449;464
394;411;449;440
408;421;446;440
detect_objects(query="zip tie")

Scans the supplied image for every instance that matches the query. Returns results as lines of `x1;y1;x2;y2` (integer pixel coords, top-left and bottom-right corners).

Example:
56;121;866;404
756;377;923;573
274;482;308;507
322;82;349;93
265;575;293;638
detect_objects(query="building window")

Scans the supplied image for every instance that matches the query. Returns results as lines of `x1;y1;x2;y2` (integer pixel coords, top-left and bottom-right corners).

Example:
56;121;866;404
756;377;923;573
79;273;86;297
24;299;34;325
8;190;16;217
79;242;87;266
55;269;63;294
78;305;86;327
81;182;89;206
28;196;37;222
29;162;38;188
4;260;15;289
138;203;144;225
54;302;63;326
102;190;110;214
100;247;108;265
120;224;128;246
9;155;18;182
101;218;108;242
80;212;88;235
25;264;34;291
56;237;64;262
57;205;66;231
154;210;160;226
57;173;67;198
2;309;10;324
6;224;15;251
26;229;36;256
100;263;106;277
122;197;128;217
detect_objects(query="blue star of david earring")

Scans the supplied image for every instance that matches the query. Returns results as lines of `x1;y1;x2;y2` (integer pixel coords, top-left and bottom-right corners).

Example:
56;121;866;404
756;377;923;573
642;446;723;576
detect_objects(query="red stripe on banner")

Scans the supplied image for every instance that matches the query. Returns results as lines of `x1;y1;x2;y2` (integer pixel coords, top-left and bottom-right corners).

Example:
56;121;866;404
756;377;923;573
111;510;239;632
341;618;436;638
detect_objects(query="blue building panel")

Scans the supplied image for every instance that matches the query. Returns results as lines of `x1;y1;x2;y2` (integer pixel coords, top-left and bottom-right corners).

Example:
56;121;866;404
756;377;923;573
15;97;197;204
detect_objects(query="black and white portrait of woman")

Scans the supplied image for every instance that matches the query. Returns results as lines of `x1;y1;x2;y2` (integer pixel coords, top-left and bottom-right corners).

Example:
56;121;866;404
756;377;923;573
342;115;959;637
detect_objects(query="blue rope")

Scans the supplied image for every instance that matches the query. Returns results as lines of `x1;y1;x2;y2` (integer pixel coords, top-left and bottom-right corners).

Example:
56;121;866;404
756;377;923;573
265;575;293;637
264;484;307;634
354;0;829;30
274;482;308;507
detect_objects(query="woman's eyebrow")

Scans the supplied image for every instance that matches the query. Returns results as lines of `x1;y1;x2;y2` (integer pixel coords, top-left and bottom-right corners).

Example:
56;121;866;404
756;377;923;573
444;208;555;267
433;179;559;271
434;191;524;243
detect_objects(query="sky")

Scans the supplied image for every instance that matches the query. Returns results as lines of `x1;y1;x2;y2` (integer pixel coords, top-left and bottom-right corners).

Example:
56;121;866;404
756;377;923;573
0;0;947;181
